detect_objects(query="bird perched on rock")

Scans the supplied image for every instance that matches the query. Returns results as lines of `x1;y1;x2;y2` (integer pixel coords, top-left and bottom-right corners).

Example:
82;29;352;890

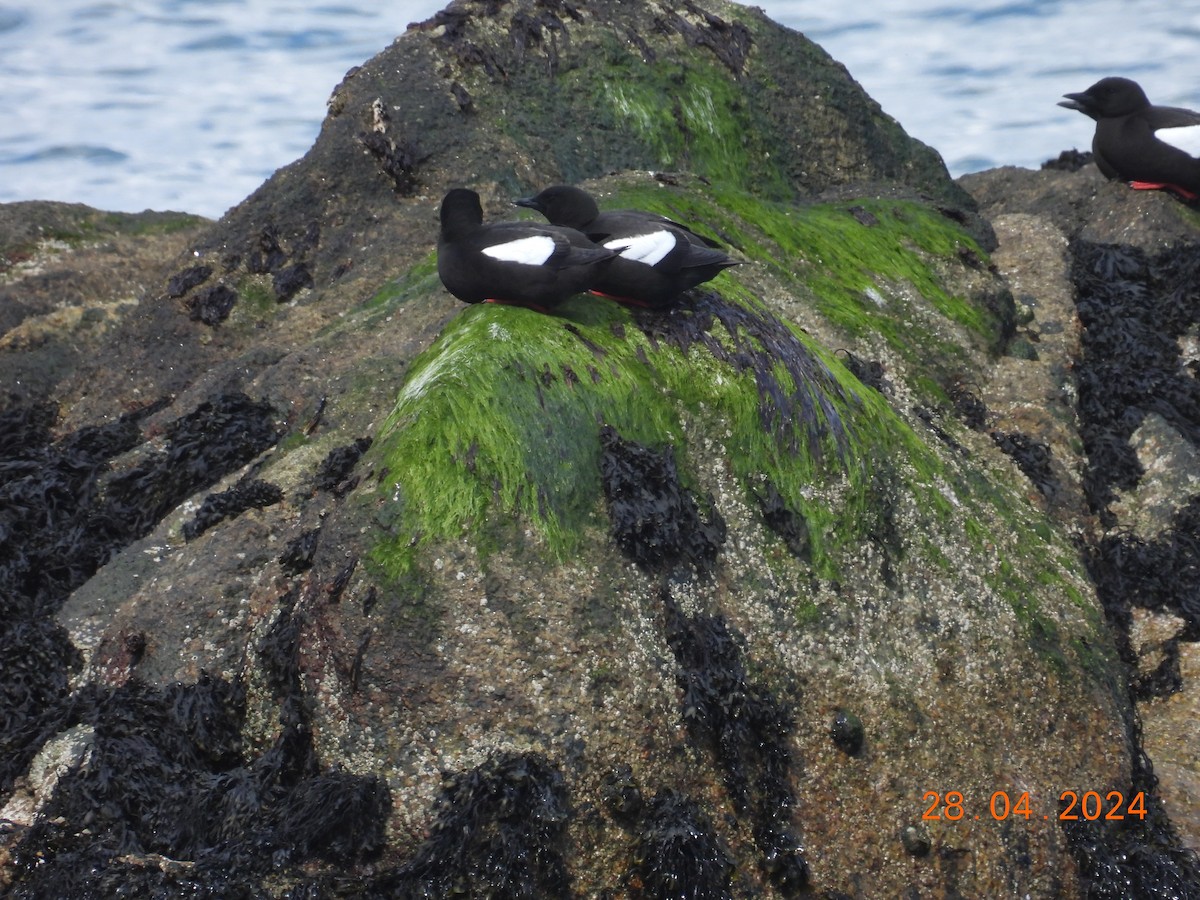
437;188;617;312
1059;77;1200;200
515;185;739;308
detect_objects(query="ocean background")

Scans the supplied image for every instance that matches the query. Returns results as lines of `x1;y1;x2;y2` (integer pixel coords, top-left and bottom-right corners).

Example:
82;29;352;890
1;0;1199;220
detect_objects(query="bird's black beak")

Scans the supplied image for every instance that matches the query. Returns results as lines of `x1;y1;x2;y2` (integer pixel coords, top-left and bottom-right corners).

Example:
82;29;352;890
1058;92;1089;113
513;197;539;211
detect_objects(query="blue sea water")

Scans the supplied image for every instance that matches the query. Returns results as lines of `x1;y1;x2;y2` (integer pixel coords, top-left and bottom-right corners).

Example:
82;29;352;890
1;1;1198;219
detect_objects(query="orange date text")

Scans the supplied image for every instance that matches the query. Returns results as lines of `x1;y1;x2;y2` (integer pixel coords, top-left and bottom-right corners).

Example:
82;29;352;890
922;790;1147;822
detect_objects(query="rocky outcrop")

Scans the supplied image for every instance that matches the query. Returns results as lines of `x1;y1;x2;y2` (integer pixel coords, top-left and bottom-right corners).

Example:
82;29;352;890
1;1;1198;897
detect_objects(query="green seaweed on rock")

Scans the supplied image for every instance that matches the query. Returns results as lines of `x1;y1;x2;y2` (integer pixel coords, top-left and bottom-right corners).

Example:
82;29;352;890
368;276;940;581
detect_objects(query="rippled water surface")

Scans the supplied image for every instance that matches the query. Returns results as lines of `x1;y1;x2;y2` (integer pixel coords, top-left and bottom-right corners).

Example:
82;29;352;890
1;1;1198;218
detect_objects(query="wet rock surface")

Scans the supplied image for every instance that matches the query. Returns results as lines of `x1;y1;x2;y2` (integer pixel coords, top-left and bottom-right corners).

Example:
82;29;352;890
962;161;1200;877
1;0;1199;897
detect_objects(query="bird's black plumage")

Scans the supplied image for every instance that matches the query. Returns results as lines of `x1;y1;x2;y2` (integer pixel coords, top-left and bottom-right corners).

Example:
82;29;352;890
515;185;739;308
437;188;616;311
1059;77;1200;198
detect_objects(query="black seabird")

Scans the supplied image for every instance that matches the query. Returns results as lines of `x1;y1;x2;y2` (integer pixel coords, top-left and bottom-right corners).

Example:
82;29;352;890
437;188;617;312
515;185;740;308
1059;76;1200;200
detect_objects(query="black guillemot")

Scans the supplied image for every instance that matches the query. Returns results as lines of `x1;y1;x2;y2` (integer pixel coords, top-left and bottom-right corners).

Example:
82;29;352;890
1059;77;1200;201
437;188;617;312
515;185;739;308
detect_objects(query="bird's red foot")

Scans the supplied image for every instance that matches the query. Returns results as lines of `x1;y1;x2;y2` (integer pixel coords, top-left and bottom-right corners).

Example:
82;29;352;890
1129;181;1199;201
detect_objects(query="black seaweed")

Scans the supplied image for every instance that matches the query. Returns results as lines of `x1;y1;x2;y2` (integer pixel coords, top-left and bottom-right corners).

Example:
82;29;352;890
636;290;852;460
1071;241;1200;523
599;424;726;574
756;480;811;561
280;527;321;575
1089;496;1200;642
1066;239;1200;894
661;589;808;894
273;262;314;302
373;751;572;899
166;264;213;298
183;477;284;541
991;430;1058;499
187;284;238;325
1061;725;1200;899
630;790;734;900
0;393;277;794
6;674;391;898
314;436;373;496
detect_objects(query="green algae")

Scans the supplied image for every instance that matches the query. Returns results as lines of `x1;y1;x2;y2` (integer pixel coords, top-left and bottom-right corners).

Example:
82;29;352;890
368;276;948;581
486;32;793;199
370;298;678;576
600;184;999;373
598;60;791;198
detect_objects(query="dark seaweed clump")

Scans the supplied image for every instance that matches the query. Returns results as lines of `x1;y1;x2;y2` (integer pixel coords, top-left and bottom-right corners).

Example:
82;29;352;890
637;291;853;460
756;480;811;561
183;476;284;541
1065;239;1200;894
187;283;238;325
838;349;887;394
941;382;1062;500
0;393;278;790
165;263;212;298
273;262;314;303
8;553;395;897
1071;241;1200;523
1073;240;1200;640
631;790;734;900
1061;722;1200;899
103;393;282;543
991;430;1057;500
314;436;373;496
280;526;321;575
373;751;572;898
661;589;808;895
599;424;726;573
5;674;391;898
1089;496;1200;643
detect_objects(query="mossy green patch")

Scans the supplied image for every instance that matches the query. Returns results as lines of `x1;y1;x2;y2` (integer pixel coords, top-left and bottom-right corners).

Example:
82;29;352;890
794;598;821;627
588;184;1001;405
488;36;793;199
369;279;947;581
370;298;677;576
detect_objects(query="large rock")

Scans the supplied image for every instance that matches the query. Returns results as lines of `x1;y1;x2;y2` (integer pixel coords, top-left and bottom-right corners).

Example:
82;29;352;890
1;1;1196;897
963;161;1200;871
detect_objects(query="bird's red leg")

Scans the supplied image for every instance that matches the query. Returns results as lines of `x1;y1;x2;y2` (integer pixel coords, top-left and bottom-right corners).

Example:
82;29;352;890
1129;181;1199;201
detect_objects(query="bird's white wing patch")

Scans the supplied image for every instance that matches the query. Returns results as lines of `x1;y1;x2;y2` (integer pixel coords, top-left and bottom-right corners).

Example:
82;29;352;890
1159;125;1200;157
605;231;676;266
482;235;556;265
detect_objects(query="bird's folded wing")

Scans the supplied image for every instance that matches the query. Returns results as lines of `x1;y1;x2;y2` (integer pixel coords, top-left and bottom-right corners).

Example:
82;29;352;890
1146;105;1200;130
